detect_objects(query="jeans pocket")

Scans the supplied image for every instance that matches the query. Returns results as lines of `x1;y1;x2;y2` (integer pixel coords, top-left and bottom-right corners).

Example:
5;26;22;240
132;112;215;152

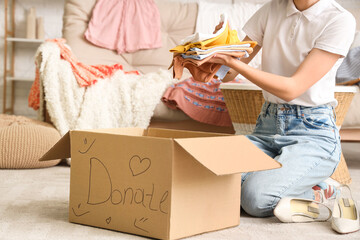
254;113;265;132
302;113;335;131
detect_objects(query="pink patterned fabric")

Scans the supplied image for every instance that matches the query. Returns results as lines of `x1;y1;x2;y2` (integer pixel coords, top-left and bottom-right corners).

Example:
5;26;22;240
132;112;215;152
162;77;241;127
84;0;162;54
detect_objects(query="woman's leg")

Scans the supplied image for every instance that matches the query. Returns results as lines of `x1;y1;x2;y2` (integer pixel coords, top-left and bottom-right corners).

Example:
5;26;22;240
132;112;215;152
241;103;341;217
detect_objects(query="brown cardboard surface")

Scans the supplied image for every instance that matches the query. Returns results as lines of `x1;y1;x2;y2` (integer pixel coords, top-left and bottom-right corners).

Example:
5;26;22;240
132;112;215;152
68;130;173;239
39;127;283;240
174;135;281;175
39;132;71;161
39;128;225;162
146;127;226;139
82;127;146;136
169;143;241;239
39;128;147;162
149;119;235;134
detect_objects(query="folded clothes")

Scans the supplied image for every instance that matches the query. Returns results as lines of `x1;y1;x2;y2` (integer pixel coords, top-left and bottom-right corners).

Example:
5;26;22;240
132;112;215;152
172;55;222;83
215;64;232;79
170;16;247;54
181;48;251;60
169;14;257;82
172;51;248;82
170;41;257;54
184;44;251;55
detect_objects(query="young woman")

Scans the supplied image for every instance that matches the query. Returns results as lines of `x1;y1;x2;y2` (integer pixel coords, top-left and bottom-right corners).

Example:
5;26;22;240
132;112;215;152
209;0;356;218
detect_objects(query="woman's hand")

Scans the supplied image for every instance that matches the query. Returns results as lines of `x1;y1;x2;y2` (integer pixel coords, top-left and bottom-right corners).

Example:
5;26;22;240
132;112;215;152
208;53;236;67
213;21;224;34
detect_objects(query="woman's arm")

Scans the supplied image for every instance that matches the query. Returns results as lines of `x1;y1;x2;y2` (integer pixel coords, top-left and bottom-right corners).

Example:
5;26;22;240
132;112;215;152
222;36;262;82
211;47;341;101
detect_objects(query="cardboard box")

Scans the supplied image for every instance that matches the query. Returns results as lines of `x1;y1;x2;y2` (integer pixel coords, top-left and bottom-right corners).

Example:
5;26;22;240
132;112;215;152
40;128;281;240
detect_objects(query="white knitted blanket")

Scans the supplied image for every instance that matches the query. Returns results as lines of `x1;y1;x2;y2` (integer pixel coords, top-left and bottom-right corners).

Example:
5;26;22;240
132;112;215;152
36;42;176;136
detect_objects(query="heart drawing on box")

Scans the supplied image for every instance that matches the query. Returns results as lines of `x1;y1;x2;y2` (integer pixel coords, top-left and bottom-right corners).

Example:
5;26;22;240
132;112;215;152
129;155;151;176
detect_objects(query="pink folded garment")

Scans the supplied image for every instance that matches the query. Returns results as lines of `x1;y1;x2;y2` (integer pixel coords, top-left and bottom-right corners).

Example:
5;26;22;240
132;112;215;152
84;0;162;54
162;77;241;127
172;55;222;83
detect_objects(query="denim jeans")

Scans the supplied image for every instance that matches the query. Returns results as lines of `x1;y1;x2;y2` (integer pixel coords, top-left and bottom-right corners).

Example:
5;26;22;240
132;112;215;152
241;102;341;217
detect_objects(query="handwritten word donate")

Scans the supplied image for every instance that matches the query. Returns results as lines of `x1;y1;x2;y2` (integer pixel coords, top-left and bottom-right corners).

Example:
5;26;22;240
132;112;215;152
87;157;169;214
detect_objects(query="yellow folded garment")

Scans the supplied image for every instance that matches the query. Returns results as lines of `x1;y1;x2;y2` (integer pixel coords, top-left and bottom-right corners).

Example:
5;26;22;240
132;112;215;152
170;21;256;53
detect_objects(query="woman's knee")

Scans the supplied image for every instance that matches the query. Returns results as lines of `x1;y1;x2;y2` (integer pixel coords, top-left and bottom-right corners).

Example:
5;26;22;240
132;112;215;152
241;183;280;217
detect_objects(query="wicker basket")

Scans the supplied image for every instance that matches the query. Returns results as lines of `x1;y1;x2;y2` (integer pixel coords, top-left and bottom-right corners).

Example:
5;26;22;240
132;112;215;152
220;83;359;185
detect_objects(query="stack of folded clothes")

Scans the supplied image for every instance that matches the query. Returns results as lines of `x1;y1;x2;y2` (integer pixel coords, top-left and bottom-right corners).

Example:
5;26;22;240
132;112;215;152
169;14;257;82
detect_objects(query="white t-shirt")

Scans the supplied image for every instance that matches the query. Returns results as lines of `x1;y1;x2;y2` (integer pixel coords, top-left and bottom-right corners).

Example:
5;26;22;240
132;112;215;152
243;0;356;106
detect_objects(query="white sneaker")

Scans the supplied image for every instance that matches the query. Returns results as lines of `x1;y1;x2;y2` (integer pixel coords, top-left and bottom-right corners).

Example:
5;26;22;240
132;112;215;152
274;197;332;223
331;185;360;234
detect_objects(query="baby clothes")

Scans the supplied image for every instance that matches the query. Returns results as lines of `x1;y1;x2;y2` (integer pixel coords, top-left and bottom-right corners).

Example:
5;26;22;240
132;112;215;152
162;77;241;127
172;55;222;83
172;51;249;82
181;46;252;60
84;0;162;54
169;18;256;82
169;17;256;54
184;44;252;55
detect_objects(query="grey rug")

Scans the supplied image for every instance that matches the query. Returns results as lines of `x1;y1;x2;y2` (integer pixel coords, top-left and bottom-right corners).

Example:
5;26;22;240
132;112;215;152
1;142;359;240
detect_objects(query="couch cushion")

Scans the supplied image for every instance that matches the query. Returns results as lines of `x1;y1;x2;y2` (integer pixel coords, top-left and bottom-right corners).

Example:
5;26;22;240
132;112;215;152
63;0;197;74
0;115;61;169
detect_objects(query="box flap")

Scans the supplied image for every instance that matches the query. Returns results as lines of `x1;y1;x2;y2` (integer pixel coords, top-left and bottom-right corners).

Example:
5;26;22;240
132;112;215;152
174;135;281;175
82;127;146;136
146;127;226;139
39;132;71;161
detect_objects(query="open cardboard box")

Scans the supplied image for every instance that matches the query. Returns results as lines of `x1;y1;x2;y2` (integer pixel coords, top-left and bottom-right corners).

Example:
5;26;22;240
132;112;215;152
40;127;281;240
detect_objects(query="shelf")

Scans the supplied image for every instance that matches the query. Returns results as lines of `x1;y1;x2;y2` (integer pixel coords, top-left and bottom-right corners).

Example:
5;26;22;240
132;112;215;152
7;37;44;43
3;0;48;113
7;76;35;82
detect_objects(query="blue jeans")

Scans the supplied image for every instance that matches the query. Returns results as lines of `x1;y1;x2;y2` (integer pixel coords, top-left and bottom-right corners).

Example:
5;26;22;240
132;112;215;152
241;102;341;217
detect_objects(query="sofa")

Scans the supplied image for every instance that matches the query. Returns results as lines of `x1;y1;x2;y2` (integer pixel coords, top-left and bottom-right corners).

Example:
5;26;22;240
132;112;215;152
42;0;234;134
40;0;360;140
